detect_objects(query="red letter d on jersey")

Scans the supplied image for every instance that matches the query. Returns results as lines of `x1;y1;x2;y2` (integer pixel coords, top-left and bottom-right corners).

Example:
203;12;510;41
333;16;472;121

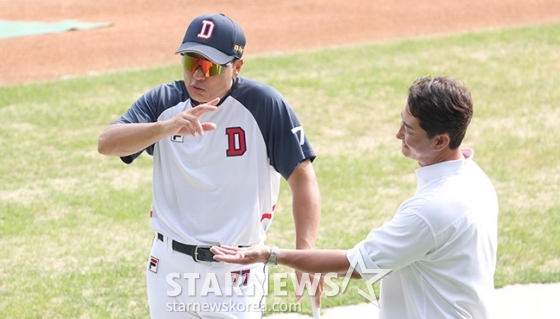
226;127;247;156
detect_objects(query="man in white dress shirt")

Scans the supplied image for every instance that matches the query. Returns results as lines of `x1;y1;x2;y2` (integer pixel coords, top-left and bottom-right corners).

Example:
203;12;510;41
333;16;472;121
211;75;499;319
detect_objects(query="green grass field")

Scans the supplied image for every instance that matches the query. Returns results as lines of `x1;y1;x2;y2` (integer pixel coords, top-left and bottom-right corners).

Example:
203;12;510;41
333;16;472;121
1;22;559;318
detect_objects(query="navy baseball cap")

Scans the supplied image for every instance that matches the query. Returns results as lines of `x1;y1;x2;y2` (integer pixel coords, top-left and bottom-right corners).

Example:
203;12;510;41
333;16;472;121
175;13;246;65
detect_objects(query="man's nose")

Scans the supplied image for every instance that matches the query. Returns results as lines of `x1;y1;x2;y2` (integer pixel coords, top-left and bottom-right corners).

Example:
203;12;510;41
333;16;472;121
192;66;207;80
396;123;404;139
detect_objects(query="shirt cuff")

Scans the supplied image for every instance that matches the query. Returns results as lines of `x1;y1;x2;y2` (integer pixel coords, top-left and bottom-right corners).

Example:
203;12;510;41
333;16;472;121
346;244;381;280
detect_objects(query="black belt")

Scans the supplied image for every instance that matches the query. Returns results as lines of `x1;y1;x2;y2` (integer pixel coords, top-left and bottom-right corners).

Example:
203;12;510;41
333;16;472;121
157;233;216;263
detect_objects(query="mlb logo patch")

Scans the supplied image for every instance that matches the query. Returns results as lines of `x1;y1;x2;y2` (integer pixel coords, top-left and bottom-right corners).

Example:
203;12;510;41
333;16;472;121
148;256;159;273
171;135;184;143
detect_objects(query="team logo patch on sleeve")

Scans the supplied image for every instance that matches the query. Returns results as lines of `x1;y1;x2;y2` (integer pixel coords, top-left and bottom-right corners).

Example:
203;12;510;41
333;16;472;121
148;256;159;273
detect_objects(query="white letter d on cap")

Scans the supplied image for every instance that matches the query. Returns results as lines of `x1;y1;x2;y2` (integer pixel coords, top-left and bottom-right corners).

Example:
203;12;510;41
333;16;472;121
197;20;215;39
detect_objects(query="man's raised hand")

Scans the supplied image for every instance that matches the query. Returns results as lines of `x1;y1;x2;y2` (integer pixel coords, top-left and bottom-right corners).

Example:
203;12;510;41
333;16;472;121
166;97;219;137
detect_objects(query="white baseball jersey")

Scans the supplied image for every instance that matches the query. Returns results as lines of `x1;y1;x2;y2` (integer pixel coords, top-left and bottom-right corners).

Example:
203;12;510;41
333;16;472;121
115;77;315;246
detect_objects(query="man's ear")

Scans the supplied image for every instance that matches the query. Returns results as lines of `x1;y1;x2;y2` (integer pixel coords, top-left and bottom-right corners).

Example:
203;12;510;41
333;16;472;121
232;58;243;77
434;133;450;151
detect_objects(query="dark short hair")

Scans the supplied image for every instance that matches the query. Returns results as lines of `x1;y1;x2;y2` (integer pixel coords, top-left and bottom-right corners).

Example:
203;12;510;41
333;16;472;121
407;75;473;149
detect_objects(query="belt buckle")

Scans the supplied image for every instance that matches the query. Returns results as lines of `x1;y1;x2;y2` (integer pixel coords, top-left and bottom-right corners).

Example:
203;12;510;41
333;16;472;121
194;245;213;263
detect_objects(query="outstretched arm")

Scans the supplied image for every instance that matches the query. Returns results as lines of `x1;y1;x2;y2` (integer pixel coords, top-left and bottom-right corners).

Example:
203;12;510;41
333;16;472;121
210;245;362;279
98;98;219;156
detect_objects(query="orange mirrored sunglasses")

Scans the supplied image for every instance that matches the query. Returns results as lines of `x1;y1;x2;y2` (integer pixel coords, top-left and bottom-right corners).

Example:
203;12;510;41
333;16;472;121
182;55;233;77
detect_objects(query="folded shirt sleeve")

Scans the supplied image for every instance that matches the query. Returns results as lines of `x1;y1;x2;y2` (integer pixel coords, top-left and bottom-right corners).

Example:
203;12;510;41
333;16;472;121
346;211;436;279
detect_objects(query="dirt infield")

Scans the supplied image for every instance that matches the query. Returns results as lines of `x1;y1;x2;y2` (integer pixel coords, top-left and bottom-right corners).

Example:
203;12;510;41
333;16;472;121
1;0;560;86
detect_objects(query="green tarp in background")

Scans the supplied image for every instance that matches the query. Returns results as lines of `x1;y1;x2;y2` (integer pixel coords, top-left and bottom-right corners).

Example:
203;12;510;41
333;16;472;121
0;20;113;39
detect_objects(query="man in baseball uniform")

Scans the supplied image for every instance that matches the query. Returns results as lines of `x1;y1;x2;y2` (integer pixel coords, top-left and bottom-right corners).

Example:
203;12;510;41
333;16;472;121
212;75;499;319
98;13;322;319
